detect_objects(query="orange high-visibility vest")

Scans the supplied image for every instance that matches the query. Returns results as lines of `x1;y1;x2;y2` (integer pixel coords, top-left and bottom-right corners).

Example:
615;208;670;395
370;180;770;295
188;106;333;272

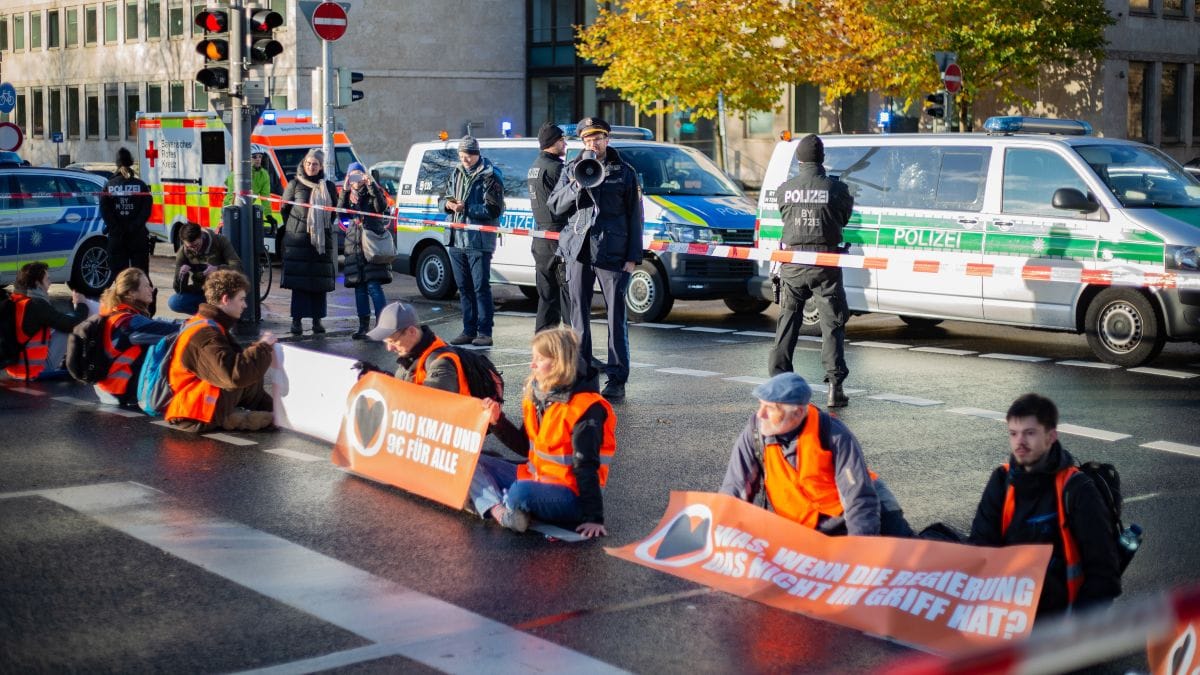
165;317;223;424
4;294;52;380
1001;463;1085;605
96;307;141;396
412;338;470;394
763;404;877;529
517;391;617;494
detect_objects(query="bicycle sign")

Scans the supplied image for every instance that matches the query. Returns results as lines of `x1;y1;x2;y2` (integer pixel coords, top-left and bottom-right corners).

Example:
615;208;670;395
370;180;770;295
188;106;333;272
0;83;17;114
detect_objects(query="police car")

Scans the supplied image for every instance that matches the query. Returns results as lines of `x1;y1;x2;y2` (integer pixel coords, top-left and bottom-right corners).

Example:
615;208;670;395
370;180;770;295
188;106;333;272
0;166;110;296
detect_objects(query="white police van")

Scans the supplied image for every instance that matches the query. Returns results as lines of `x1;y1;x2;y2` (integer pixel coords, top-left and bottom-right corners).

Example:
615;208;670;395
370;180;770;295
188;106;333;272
393;132;762;322
754;117;1200;366
0;166;111;295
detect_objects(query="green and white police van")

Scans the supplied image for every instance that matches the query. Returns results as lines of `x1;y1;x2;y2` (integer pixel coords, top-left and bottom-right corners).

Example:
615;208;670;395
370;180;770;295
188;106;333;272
753;117;1200;366
393;132;762;322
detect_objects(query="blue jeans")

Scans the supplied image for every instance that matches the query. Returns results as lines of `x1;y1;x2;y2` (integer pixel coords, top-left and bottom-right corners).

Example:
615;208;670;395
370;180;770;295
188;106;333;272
354;282;386;319
447;248;493;337
168;291;205;315
469;454;584;525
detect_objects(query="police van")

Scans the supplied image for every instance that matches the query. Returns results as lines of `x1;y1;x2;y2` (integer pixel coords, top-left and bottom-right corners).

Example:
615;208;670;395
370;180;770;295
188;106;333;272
0;166;111;295
754;117;1200;366
136;109;364;252
393;133;762;322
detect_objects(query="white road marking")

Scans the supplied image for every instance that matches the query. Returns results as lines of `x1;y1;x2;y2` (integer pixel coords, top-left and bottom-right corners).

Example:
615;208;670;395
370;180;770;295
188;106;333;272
150;420;174;428
723;376;768;385
36;482;623;675
491;347;529;354
869;393;943;407
326;303;356;310
202;433;259;447
52;396;95;407
1124;492;1161;504
1057;360;1121;370
97;406;145;418
979;353;1051;362
634;322;683;329
1057;424;1130;442
733;331;775;338
495;361;532;369
948;407;1006;421
1141;441;1200;459
796;335;824;343
629;361;658;368
1127;367;1198;379
263;447;327;463
680;327;736;334
808;384;866;395
910;347;977;356
3;385;46;395
655;367;722;377
850;341;909;350
713;339;745;344
495;311;536;318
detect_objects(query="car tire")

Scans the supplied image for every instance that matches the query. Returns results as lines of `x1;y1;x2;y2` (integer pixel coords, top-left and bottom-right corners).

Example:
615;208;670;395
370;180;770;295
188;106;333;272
415;245;456;300
1084;288;1165;367
518;285;539;301
70;237;112;296
723;296;772;315
797;298;822;336
626;260;674;323
899;315;944;329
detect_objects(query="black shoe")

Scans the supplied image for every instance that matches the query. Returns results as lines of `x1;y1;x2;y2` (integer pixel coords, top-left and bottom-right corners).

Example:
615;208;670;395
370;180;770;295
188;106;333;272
311;319;326;334
290;320;303;336
601;381;626;402
827;384;849;408
352;316;370;340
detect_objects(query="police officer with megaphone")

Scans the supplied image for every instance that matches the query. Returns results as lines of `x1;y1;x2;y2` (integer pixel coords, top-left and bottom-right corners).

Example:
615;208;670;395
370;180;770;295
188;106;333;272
547;117;644;403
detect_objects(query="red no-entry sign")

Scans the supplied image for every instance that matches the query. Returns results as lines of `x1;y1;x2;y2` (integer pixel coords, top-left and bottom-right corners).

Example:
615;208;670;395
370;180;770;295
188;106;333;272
943;63;963;94
311;2;347;41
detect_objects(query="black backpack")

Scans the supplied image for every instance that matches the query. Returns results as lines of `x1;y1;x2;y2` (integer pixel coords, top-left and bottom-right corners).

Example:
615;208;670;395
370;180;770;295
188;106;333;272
66;313;116;384
0;288;30;372
1073;461;1138;573
433;345;505;401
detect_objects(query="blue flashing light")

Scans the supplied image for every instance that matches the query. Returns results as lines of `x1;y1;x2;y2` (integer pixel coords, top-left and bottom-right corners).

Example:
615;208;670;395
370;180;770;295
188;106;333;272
501;120;513;138
983;116;1092;136
261;108;277;125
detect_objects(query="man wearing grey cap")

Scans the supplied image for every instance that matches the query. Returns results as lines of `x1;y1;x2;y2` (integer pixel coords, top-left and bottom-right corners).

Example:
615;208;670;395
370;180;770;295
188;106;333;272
438;136;506;347
366;300;467;394
718;373;912;537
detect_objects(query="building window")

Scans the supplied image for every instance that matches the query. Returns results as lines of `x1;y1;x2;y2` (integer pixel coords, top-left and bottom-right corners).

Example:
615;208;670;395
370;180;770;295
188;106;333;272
86;86;100;138
32;88;45;137
1127;61;1149;141
66;8;78;46
193;82;206;111
104;2;117;43
50;88;63;138
48;10;60;48
1193;68;1200;141
16;93;27;129
105;84;120;138
1161;63;1183;143
14;13;25;51
270;0;287;19
146;0;161;39
1128;0;1151;13
169;81;185;112
125;1;138;40
839;92;870;134
85;6;98;44
190;2;206;36
168;1;184;38
125;84;139;138
530;77;574;125
793;85;821;134
0;16;8;51
1163;0;1184;16
30;11;41;49
68;87;81;138
745;109;775;137
146;83;163;112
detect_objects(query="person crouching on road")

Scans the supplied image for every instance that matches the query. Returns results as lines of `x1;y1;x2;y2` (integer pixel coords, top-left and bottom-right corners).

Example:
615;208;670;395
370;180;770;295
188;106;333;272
365;301;469;394
169;221;242;316
718;372;913;537
94;268;179;407
166;270;277;432
339;162;392;340
4;261;90;381
471;327;615;538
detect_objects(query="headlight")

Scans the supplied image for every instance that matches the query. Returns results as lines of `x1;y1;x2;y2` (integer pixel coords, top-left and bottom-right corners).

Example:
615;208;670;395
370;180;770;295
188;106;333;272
1170;245;1199;270
665;225;720;244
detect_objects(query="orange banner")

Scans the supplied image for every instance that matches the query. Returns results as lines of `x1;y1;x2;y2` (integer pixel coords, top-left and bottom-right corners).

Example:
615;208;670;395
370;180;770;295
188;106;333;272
332;372;490;509
1149;618;1198;675
608;491;1052;654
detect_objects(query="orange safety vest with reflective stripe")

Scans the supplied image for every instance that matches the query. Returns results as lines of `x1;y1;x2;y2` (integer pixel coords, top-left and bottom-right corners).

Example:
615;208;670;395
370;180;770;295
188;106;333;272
4;294;52;380
95;306;141;396
517;391;617;494
411;339;471;394
1001;463;1084;605
763;404;878;529
164;317;223;424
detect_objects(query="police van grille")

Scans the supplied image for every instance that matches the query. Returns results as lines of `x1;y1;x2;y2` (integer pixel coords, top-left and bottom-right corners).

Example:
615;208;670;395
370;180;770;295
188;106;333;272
712;228;754;246
681;258;756;276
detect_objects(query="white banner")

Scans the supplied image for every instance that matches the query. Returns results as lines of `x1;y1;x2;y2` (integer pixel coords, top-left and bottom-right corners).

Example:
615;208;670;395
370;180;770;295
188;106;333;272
271;343;362;442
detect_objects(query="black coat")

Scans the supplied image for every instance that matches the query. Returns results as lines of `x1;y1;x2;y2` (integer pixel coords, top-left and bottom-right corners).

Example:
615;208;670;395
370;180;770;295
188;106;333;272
279;169;338;294
777;163;854;251
548;146;644;272
339;182;392;288
528;150;566;257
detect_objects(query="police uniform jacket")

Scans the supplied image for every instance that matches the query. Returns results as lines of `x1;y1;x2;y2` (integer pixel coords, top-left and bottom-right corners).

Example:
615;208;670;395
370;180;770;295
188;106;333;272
100;173;152;240
528;150;567;256
777;163;854;252
547;146;644;272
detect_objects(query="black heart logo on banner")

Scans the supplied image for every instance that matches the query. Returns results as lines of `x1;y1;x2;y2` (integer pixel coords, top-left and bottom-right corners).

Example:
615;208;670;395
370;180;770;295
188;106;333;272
654;514;710;561
354;396;384;449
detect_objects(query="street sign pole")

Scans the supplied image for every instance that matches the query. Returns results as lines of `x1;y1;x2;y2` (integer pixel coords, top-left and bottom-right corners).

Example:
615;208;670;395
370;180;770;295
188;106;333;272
322;38;334;179
228;2;260;330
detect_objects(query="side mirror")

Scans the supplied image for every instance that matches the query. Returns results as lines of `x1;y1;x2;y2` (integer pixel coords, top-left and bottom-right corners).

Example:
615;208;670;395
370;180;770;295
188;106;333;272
1052;187;1100;213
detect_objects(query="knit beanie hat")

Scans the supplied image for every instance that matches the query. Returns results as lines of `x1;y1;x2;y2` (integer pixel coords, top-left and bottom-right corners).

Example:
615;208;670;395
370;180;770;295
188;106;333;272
794;134;824;164
537;122;565;149
458;136;480;155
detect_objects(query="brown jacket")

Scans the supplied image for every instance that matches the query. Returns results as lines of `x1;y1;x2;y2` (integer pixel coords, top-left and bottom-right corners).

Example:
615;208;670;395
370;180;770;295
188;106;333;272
171;303;273;431
173;231;242;294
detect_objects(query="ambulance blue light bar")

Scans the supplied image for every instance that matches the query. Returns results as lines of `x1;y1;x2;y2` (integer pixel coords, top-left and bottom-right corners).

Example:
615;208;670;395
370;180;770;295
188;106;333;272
261;109;277;125
983;116;1093;136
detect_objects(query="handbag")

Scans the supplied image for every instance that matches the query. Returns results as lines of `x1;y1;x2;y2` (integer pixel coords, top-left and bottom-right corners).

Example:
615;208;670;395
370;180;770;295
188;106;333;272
361;222;397;264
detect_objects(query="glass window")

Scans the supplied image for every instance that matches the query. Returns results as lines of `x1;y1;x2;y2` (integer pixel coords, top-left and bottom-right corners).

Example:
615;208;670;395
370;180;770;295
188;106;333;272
818;145;990;211
168;81;185;111
14;14;24;51
1128;0;1151;12
1161;63;1182;142
14;173;66;209
85;6;98;44
414;149;459;196
794;84;821;134
0;16;8;52
32;88;45;136
1077;144;1200;208
168;1;183;38
614;145;742;197
68;87;81;138
16;93;26;129
746;109;775;137
935;150;990;210
125;1;138;40
66;8;78;46
30;11;41;49
554;0;573;40
1127;61;1149;141
1002;148;1090;217
85;86;100;138
1163;0;1184;15
105;84;120;138
125;84;139;138
47;10;60;48
1194;68;1200;141
270;0;287;17
146;83;162;112
530;0;552;43
146;0;161;39
104;2;117;42
190;2;206;36
49;88;63;138
530;77;574;125
476;147;539;198
61;176;101;206
839;92;870;134
193;82;206;111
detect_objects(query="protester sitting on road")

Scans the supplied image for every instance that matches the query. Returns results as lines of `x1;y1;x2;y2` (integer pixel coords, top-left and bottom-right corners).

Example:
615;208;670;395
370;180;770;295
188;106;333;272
94;268;180;407
170;221;242;316
472;327;615;538
3;262;90;381
718;372;913;536
338;161;392;340
365;300;468;394
165;270;277;432
967;393;1121;621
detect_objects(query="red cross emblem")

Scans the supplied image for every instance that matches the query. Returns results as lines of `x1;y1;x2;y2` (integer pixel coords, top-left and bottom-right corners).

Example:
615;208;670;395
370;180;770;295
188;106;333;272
145;141;159;168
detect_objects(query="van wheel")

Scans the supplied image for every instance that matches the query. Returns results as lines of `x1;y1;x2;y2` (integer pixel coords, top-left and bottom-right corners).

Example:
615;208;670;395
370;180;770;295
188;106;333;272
723;296;771;315
798;298;822;336
71;238;112;296
626;261;673;322
415;245;456;300
1084;288;1165;367
899;315;944;329
518;285;539;301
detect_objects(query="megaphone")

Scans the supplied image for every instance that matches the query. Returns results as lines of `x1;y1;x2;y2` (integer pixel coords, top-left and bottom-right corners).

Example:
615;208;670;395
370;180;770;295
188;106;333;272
574;150;606;189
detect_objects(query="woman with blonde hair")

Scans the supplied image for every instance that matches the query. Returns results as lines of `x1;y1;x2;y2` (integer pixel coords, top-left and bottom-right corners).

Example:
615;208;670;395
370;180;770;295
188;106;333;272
94;268;179;406
470;327;617;538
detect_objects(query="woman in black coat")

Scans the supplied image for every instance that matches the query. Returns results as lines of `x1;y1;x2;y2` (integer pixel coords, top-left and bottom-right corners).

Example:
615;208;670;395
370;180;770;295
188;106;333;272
279;148;338;335
337;161;393;339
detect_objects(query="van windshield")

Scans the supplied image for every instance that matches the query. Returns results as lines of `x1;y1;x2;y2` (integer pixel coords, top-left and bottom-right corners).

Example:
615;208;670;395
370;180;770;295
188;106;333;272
573;145;742;197
1075;144;1200;208
276;147;361;183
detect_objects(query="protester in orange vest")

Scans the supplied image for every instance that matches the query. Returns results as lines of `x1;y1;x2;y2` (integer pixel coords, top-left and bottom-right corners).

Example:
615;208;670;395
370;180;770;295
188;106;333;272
718;372;912;536
365;301;468;394
165;270;276;432
4;262;90;381
473;327;616;538
968;393;1121;620
94;268;179;406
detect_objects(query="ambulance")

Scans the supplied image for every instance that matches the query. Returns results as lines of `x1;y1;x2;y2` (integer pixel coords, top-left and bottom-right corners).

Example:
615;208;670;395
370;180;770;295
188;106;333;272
136;109;364;253
753;117;1200;366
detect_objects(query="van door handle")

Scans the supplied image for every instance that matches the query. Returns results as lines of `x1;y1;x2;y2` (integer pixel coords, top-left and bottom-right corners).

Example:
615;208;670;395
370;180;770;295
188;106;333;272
957;218;978;226
992;220;1014;230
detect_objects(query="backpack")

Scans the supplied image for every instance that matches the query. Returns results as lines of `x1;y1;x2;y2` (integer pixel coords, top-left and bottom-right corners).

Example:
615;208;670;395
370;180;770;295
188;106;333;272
1074;461;1138;573
0;288;26;369
137;319;213;416
433;345;504;401
66;313;122;384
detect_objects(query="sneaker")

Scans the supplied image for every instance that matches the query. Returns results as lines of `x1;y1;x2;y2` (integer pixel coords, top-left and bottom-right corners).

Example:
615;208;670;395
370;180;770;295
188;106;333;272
601;381;626;402
471;335;493;347
498;506;530;533
449;333;475;346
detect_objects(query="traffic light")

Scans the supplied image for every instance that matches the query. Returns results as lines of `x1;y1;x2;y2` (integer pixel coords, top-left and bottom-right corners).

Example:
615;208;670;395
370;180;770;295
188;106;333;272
195;9;232;92
246;9;283;66
336;67;365;107
925;92;946;119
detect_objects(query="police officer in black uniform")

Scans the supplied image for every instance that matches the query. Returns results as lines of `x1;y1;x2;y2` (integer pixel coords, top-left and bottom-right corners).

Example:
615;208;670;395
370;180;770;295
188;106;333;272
527;122;571;332
768;134;854;407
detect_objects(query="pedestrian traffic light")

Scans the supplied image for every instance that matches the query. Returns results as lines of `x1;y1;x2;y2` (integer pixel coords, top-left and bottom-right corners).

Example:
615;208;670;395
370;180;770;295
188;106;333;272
335;68;365;107
925;92;946;119
246;9;283;66
195;9;232;92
